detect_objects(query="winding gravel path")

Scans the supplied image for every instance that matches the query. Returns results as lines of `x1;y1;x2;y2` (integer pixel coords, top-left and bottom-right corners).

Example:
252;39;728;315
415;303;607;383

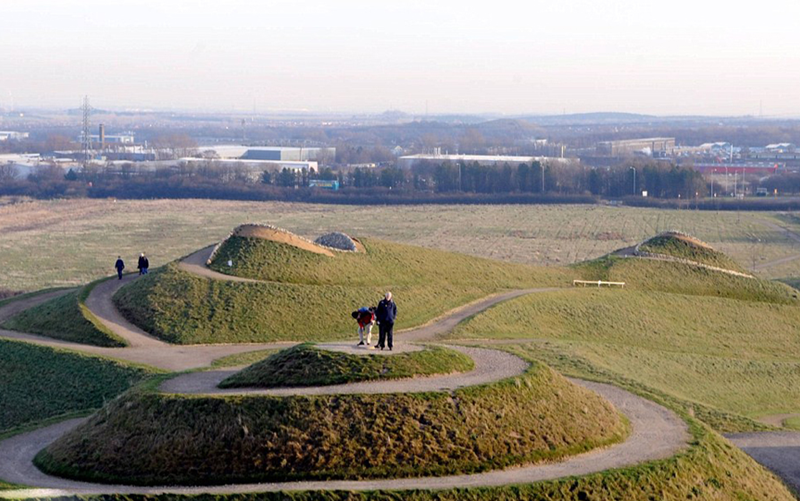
0;243;694;498
0;378;688;498
160;345;528;395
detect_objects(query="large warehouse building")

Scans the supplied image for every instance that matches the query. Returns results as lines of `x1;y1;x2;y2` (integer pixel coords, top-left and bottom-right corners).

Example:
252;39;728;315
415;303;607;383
201;146;335;163
397;153;573;169
595;138;675;157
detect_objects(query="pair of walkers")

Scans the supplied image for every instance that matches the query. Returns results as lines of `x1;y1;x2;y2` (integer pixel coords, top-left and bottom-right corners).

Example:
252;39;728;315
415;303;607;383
114;253;149;280
352;292;397;351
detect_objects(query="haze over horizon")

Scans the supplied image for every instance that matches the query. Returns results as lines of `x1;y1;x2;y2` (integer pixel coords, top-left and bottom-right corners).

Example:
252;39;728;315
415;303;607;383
2;0;799;117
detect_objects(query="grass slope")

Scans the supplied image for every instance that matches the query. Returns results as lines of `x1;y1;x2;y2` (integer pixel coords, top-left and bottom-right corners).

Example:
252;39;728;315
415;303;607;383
638;232;747;273
43;350;796;500
37;362;626;485
113;238;570;344
576;255;797;303
219;344;474;388
208;236;566;287
2;281;126;347
0;339;153;433
453;288;800;422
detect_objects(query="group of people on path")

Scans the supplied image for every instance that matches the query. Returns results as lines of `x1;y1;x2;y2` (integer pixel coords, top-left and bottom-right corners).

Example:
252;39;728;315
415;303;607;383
114;253;150;280
352;292;397;351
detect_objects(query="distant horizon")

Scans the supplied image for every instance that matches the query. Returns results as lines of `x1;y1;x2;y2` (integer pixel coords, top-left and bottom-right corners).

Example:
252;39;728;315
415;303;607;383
2;1;799;118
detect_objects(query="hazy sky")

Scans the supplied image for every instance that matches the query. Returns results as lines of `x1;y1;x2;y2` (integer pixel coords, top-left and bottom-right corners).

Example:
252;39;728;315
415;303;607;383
1;0;798;116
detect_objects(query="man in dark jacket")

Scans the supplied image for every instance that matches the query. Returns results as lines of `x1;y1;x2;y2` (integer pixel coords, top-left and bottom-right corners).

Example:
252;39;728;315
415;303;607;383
375;291;397;351
137;253;150;275
114;256;125;280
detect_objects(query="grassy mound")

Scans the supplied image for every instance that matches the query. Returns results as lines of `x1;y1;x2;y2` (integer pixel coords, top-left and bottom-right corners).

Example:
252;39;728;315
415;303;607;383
452;288;800;424
0;339;153;434
58;425;795;500
36;362;626;485
208;236;567;286
2;281;126;347
219;344;474;388
576;255;796;304
638;232;747;273
113;237;570;344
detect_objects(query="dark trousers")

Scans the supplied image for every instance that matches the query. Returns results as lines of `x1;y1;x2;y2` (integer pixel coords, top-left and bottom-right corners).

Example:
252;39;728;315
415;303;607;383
117;269;123;280
378;322;394;349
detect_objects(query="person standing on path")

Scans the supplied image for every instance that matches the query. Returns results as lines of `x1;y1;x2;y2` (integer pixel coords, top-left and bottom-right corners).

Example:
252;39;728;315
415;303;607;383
376;292;397;351
114;256;125;280
137;253;149;275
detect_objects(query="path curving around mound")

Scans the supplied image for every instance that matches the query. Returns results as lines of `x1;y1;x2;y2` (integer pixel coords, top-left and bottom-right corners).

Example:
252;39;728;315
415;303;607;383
0;246;694;498
84;275;167;348
0;378;688;498
177;245;262;283
160;345;528;396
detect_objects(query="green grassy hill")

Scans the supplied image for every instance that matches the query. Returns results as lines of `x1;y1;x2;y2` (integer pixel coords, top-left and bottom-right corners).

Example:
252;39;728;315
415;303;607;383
36;362;626;485
452;282;800;423
113;236;571;344
638;232;747;273
576;255;796;303
1;281;127;347
219;344;474;388
0;339;153;434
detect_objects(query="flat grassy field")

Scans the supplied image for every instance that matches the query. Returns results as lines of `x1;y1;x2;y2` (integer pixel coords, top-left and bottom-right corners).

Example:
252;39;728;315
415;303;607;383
3;198;800;291
0;339;154;434
452;285;800;420
219;344;475;388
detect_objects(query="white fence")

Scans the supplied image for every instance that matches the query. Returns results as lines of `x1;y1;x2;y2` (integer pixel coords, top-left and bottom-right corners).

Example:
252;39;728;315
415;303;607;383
573;280;626;288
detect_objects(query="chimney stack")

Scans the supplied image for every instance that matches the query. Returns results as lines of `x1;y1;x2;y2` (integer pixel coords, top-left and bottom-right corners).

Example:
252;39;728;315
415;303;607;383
99;124;105;150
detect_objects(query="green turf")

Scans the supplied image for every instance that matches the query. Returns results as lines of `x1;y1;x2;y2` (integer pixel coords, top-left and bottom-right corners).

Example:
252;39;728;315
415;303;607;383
2;281;127;347
782;416;800;430
638;232;747;273
219;344;474;388
575;255;797;303
208;236;568;287
0;339;154;434
113;237;571;344
209;349;282;368
36;362;627;485
452;287;800;421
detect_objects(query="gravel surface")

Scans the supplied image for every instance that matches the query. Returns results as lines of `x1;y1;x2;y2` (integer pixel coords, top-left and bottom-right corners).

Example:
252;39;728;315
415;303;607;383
726;431;800;492
314;232;357;252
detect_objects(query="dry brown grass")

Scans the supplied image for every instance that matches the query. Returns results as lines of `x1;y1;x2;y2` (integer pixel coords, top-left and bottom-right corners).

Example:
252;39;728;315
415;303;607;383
3;198;800;290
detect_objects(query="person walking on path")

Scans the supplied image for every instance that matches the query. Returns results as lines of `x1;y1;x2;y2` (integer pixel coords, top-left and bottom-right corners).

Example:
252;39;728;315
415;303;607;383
114;256;125;280
376;292;397;351
353;307;376;347
137;253;149;275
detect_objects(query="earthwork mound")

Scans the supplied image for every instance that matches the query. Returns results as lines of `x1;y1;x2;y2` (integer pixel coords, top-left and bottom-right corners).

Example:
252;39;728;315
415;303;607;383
35;362;627;485
637;231;746;273
231;224;334;256
218;343;475;388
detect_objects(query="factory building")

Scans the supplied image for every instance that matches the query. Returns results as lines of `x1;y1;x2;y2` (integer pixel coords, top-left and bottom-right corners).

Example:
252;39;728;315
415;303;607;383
397;153;573;169
0;131;29;142
595;138;675;157
201;145;335;163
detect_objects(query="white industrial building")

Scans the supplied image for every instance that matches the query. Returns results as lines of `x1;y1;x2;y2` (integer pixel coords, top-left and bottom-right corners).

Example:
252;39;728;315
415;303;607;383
0;131;29;142
398;153;573;169
199;145;335;163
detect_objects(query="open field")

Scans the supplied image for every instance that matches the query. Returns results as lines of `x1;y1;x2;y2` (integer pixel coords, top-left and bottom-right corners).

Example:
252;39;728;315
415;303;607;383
452;287;800;420
4;198;800;291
